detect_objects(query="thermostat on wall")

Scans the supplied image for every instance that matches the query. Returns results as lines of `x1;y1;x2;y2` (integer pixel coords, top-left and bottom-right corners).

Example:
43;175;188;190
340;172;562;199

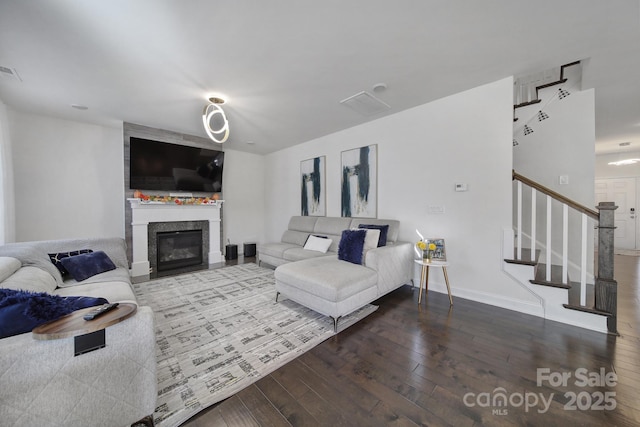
455;183;468;192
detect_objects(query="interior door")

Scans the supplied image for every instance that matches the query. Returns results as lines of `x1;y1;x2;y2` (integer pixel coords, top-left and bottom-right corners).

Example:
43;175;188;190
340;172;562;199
595;178;637;249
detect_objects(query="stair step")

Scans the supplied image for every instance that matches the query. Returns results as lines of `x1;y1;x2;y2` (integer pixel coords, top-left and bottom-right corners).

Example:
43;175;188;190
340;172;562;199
534;78;568;98
567;281;595;307
562;303;611;317
514;99;542;109
564;282;610;317
530;263;570;289
504;248;539;266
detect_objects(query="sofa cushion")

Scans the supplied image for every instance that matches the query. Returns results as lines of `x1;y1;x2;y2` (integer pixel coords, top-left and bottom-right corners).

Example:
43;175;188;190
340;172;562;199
0;288;108;339
48;249;93;277
288;216;319;232
338;229;367;265
54;277;136;303
314;217;352;236
1;266;58;293
281;230;310;246
0;257;21;282
258;242;301;259
0;244;63;285
32;237;130;270
283;247;334;262
275;256;377;302
60;251;117;282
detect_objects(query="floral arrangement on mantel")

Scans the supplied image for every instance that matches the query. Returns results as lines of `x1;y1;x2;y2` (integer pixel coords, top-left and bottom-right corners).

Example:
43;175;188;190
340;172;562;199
132;190;221;205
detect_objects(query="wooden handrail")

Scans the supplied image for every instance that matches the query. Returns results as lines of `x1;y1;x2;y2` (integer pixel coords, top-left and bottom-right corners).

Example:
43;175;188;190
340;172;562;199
512;170;599;220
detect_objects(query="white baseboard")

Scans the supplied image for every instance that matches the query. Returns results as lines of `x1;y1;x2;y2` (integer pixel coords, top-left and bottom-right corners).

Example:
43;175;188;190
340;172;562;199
425;283;545;318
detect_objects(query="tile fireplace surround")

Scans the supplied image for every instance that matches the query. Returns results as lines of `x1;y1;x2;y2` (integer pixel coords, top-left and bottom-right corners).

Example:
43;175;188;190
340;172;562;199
128;198;223;278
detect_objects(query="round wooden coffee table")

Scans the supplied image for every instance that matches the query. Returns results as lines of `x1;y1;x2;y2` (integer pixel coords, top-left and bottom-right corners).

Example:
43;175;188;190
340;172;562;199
32;302;137;340
32;302;137;356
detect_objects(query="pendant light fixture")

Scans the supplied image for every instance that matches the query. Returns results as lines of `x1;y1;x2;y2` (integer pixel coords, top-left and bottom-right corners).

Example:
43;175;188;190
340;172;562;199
202;96;229;143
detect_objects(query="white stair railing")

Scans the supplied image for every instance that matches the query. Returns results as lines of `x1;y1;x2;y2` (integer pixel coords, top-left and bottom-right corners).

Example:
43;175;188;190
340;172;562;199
513;171;599;305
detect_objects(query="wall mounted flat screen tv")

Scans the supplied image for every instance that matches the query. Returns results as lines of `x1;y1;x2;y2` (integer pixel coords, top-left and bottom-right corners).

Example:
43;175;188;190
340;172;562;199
129;137;224;192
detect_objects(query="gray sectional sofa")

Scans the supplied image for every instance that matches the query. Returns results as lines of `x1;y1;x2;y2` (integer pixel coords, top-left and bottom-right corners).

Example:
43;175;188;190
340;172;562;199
0;237;156;427
258;216;414;330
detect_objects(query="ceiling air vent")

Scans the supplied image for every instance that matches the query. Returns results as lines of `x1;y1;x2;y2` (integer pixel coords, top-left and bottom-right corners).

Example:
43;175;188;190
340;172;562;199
340;91;390;116
0;66;22;82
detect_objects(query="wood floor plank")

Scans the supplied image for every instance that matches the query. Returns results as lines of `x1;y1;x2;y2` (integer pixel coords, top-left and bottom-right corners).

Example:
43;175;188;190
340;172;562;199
235;385;292;427
216;394;261;427
254;375;320;426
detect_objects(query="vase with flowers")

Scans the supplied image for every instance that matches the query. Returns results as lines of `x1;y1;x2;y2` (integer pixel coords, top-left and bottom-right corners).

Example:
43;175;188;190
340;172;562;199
416;240;436;263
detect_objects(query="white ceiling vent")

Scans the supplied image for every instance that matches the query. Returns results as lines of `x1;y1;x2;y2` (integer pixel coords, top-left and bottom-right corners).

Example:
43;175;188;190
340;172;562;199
340;91;390;116
0;66;22;82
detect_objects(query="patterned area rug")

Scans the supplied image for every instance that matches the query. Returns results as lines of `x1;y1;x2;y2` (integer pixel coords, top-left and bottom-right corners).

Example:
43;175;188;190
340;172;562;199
132;263;377;427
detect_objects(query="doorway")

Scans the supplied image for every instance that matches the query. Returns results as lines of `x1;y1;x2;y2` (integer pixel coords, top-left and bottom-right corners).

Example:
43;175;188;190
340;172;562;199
595;178;637;249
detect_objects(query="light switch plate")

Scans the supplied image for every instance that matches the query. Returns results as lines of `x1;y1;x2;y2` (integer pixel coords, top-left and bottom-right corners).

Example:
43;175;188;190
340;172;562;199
455;183;468;192
559;175;569;185
428;205;445;214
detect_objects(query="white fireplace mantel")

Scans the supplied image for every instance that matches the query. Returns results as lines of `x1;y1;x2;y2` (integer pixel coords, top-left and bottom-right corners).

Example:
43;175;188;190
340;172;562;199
128;198;224;277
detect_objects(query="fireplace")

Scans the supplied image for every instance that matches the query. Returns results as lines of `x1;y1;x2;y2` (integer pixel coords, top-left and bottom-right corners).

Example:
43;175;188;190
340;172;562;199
156;230;203;272
127;198;222;278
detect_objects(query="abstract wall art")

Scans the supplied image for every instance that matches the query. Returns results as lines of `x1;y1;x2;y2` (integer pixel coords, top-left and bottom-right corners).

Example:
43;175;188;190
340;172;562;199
341;144;377;218
300;156;326;216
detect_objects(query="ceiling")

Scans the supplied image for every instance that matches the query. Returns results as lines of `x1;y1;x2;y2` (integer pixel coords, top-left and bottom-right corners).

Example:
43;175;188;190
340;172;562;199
1;1;639;155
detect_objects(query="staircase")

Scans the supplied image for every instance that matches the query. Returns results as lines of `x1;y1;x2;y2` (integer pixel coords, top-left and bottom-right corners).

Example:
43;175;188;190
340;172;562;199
513;61;581;119
506;60;618;334
504;171;618;334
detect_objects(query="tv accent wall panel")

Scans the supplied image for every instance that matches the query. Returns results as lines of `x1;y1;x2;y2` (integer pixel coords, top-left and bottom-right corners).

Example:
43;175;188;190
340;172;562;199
341;144;377;218
300;156;326;216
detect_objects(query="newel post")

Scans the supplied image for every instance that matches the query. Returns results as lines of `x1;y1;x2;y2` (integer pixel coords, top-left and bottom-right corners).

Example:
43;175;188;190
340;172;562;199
595;202;618;334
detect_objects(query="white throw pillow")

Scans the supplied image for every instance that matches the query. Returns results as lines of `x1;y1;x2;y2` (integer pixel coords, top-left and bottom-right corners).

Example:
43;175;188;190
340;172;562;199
362;229;381;252
303;235;333;253
352;228;381;253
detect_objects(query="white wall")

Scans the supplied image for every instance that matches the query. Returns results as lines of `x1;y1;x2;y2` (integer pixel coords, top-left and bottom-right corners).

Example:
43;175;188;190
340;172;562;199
265;77;541;312
513;88;595;206
513;88;596;276
0;100;15;243
8;111;125;241
7;110;265;252
221;149;265;250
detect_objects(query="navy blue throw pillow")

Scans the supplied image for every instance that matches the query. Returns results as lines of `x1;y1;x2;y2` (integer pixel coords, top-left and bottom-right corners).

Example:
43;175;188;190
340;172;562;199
59;250;116;282
0;288;108;339
48;249;93;277
358;224;390;247
338;229;367;265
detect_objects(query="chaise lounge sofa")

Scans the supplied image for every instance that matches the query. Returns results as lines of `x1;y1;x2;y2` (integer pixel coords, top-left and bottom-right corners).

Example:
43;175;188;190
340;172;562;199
0;237;156;427
258;216;414;330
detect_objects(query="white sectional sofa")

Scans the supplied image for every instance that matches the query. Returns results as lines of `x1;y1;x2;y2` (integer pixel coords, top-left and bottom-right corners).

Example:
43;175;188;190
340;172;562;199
0;237;156;427
259;216;414;330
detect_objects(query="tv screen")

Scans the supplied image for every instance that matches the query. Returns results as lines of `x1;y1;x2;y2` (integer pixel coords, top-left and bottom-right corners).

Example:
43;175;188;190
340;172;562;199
129;137;224;192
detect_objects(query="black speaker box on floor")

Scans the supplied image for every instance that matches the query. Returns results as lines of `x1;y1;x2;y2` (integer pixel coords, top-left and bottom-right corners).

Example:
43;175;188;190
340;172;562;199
225;244;238;260
244;243;256;257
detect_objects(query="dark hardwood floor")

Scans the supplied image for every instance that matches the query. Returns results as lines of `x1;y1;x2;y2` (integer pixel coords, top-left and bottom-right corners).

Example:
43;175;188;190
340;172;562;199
182;255;640;426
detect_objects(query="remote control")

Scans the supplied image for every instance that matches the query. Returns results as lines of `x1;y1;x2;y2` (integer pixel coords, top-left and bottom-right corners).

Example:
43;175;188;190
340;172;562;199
83;303;119;321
